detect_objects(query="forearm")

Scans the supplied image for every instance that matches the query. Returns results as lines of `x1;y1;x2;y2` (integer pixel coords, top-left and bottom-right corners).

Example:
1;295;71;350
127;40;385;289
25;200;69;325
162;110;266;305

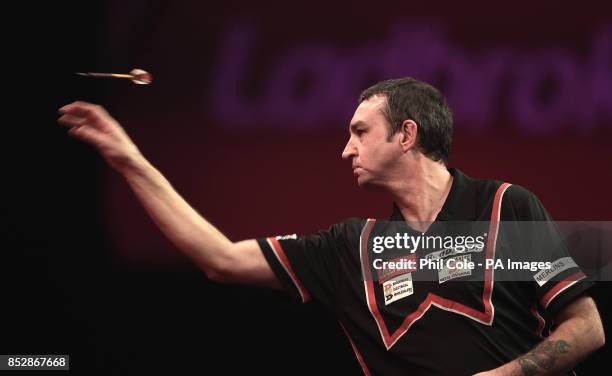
57;101;242;279
120;155;233;276
495;324;589;375
480;297;605;376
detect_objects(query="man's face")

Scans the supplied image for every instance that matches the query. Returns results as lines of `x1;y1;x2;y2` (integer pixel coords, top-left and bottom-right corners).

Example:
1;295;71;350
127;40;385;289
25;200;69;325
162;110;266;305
342;95;403;189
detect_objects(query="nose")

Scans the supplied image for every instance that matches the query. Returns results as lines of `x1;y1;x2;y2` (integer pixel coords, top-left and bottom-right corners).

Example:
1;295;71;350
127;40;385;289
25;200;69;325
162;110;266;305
342;137;357;160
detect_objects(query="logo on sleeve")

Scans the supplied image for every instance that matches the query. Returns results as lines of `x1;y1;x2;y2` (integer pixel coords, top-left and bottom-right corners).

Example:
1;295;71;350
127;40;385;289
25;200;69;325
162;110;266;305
533;257;577;286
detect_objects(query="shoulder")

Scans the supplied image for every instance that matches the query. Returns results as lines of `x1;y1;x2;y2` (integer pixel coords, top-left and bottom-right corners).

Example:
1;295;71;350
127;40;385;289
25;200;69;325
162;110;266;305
315;217;366;252
329;217;368;239
501;184;550;221
458;171;538;204
451;169;552;220
459;170;547;220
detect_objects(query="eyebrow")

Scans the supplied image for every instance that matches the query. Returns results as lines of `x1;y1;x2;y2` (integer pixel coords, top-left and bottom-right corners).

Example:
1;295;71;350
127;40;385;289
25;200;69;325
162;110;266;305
349;120;367;131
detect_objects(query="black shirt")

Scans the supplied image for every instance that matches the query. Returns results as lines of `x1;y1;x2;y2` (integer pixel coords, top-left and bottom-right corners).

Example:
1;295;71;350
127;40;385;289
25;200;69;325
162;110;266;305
257;168;591;375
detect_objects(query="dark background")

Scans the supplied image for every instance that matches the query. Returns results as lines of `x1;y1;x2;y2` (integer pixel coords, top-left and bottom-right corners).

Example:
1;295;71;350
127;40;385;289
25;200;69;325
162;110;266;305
4;1;611;374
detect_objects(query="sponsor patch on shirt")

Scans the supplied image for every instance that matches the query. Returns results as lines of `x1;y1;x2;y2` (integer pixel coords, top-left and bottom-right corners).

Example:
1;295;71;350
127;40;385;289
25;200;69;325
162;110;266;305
377;254;417;283
276;234;297;240
424;244;484;261
438;254;473;283
383;273;414;305
533;257;578;286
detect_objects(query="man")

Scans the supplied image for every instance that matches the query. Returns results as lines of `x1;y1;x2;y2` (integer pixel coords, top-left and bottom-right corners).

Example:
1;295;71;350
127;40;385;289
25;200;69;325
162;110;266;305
58;77;604;375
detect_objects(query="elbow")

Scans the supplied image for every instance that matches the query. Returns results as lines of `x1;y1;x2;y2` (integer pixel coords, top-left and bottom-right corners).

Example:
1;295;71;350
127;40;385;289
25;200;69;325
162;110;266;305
591;309;606;351
557;296;606;353
595;323;606;350
203;266;223;283
205;266;231;284
583;312;606;353
202;251;234;284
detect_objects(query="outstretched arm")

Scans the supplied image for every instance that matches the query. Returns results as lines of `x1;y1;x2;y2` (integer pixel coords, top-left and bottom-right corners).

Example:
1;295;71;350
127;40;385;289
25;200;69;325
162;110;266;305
58;101;281;289
474;295;605;376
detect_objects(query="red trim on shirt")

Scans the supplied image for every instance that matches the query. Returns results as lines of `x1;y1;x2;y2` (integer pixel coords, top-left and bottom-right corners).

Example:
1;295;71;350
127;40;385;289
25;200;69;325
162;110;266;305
540;271;586;309
361;183;511;350
340;322;372;376
268;237;311;303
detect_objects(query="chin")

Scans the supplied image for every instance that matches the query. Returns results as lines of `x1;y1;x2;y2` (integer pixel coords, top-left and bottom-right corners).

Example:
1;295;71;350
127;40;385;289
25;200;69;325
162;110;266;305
357;178;384;191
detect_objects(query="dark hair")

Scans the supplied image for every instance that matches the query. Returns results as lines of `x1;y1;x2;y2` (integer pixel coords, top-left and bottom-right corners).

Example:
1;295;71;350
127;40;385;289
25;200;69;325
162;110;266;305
359;77;453;164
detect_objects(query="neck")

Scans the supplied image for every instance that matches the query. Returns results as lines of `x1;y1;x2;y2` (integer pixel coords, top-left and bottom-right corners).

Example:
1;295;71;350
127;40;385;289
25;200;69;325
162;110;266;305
389;159;453;224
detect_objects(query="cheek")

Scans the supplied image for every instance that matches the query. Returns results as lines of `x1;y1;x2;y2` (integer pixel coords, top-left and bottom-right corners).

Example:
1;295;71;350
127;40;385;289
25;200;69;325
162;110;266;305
375;146;400;169
361;147;378;165
360;138;396;168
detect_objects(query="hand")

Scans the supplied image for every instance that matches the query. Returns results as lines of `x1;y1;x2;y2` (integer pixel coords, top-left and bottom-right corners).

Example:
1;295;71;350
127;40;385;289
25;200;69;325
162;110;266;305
58;101;143;172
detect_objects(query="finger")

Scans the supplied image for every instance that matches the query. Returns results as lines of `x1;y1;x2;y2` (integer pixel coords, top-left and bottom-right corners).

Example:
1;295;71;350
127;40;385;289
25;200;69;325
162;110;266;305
67;124;104;145
59;101;92;114
57;114;88;128
59;101;109;119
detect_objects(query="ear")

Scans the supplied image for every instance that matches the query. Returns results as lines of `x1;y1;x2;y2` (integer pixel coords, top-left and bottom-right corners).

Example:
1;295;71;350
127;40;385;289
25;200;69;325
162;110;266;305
399;119;418;152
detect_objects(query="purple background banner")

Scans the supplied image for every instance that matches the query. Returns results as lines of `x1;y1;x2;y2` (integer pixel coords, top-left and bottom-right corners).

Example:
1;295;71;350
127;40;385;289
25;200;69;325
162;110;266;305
91;1;612;264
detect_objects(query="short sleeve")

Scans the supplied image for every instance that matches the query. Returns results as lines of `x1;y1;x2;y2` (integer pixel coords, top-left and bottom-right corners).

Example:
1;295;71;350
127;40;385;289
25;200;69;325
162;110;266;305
257;219;361;309
501;185;594;318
